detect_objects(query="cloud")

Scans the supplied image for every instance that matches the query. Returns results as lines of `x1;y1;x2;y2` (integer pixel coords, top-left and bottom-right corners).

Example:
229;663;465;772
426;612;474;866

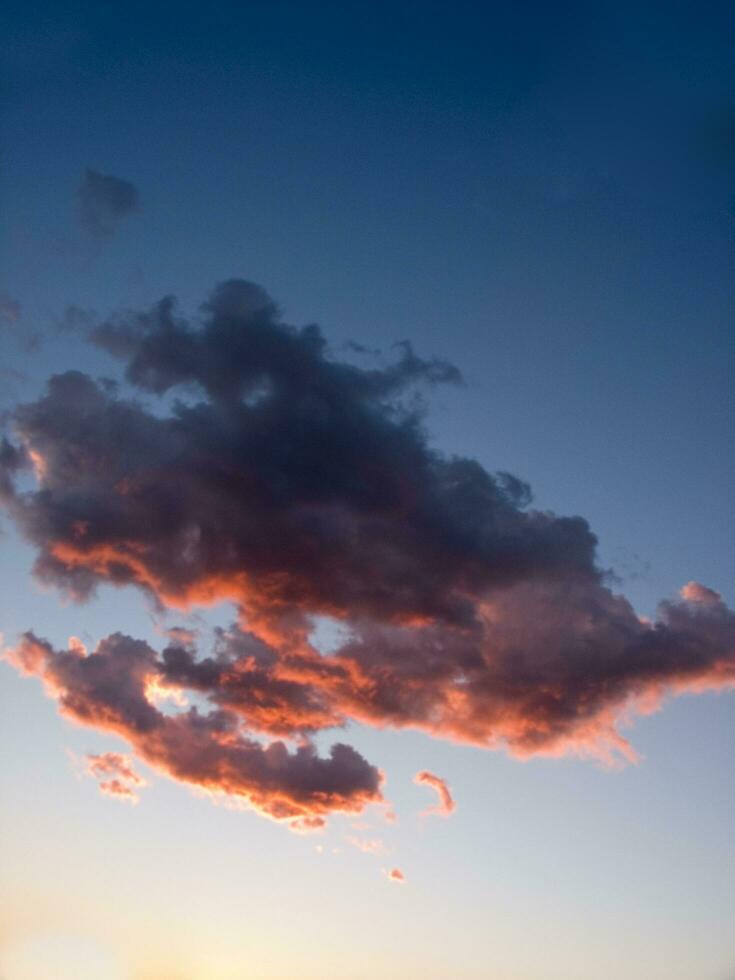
4;632;383;825
57;304;97;334
97;779;139;801
290;816;327;834
0;280;592;637
77;169;139;239
680;581;722;605
347;836;386;855
1;279;734;826
384;867;405;883
0;293;21;325
86;751;144;784
414;770;455;817
85;752;147;803
0;293;40;354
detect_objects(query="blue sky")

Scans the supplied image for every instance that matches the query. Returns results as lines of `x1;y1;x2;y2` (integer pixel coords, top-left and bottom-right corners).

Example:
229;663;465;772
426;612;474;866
1;3;734;979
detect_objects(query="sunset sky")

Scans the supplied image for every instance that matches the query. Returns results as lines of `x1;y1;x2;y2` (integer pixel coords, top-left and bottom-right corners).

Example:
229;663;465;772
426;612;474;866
1;3;734;979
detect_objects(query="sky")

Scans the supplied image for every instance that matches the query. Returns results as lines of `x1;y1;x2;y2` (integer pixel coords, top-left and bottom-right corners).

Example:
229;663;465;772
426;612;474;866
0;3;734;979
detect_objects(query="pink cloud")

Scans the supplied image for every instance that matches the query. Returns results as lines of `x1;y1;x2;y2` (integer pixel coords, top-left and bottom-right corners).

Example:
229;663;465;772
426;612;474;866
384;867;406;884
414;770;455;817
85;752;146;803
97;778;139;803
4;632;383;827
290;815;327;834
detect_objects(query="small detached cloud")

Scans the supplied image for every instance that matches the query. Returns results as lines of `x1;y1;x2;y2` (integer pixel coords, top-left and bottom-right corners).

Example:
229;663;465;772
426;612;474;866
57;304;97;334
0;293;21;326
85;751;147;804
97;779;138;802
77;169;140;240
290;815;327;834
384;867;406;884
414;770;456;817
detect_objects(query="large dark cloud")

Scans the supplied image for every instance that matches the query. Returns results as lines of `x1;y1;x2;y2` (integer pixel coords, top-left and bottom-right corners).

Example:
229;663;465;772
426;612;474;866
1;279;596;637
77;168;140;239
1;279;734;822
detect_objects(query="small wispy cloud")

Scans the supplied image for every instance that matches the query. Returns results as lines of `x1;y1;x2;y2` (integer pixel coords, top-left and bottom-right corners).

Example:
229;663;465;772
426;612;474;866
384;867;406;884
414;770;456;817
77;169;140;239
290;815;326;834
0;293;21;325
84;751;147;804
347;836;386;855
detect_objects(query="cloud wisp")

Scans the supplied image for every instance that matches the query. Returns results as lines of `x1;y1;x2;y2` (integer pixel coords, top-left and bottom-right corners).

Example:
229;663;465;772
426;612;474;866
77;169;139;240
414;770;455;817
385;868;406;884
85;751;147;803
347;836;387;855
2;279;734;826
0;293;21;326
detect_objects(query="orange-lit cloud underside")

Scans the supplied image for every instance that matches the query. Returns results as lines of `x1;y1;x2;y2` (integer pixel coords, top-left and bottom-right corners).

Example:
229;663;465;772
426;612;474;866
5;578;735;829
5;631;383;826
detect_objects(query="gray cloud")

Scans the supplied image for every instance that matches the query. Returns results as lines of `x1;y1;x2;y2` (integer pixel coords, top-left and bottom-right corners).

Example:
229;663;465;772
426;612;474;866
0;280;595;639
